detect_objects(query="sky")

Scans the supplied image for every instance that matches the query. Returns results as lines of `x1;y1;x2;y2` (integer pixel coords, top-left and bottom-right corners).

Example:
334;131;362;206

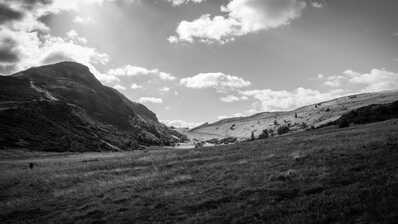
1;0;398;128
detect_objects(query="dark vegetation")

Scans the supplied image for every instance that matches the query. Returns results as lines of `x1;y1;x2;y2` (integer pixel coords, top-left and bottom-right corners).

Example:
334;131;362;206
0;120;397;223
338;100;398;126
0;101;140;152
277;125;290;135
258;129;269;139
329;100;398;128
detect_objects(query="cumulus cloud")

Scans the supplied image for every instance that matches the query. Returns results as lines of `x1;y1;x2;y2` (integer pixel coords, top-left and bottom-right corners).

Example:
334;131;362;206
73;16;94;24
169;0;307;44
240;87;344;112
0;0;115;83
131;83;143;89
166;0;206;6
113;84;127;91
139;97;163;104
220;95;248;103
180;72;251;90
320;69;398;92
217;112;246;120
107;65;176;81
160;87;171;92
239;68;398;113
161;119;202;128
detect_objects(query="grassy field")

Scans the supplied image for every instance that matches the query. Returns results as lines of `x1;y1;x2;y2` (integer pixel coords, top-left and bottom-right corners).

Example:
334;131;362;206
1;120;398;224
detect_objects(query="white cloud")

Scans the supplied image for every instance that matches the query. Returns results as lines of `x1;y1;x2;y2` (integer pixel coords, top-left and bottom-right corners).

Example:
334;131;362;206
240;87;344;112
66;30;88;44
180;72;251;90
113;84;126;91
131;83;143;89
139;97;163;104
220;95;248;103
320;69;398;92
73;16;95;25
217;112;245;120
240;68;398;113
107;65;176;80
161;119;202;128
0;0;115;84
170;0;307;44
311;1;324;8
160;87;171;92
166;0;206;6
0;28;112;81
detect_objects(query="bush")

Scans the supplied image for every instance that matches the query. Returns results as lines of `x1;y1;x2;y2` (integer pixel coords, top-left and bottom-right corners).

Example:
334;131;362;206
258;129;269;139
277;126;290;135
250;131;255;141
300;122;308;129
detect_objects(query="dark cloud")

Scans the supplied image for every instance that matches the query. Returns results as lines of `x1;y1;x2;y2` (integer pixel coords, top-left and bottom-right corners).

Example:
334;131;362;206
0;64;17;75
0;4;23;24
0;38;20;63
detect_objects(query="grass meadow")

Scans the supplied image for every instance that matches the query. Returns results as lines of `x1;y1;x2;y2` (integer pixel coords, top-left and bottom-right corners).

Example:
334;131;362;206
1;120;397;223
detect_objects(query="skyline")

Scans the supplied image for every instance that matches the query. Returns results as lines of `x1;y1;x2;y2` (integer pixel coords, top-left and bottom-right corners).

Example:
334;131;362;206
1;0;398;127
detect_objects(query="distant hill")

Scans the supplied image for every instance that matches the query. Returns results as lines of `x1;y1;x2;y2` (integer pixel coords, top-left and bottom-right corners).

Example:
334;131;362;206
187;91;398;141
0;62;186;152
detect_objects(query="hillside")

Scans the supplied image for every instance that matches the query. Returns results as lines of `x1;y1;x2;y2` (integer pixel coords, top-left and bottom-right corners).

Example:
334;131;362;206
187;91;398;141
331;100;398;128
1;119;397;223
0;62;185;151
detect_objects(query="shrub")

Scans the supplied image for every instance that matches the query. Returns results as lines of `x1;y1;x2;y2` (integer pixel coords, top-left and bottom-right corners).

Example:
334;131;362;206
277;126;290;135
300;122;308;129
250;131;255;141
258;129;269;139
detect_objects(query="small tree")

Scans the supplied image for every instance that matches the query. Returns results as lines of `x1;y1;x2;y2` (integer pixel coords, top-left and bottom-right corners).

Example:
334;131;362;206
268;129;274;137
300;122;308;129
250;131;255;141
258;129;269;139
294;113;298;118
277;126;290;135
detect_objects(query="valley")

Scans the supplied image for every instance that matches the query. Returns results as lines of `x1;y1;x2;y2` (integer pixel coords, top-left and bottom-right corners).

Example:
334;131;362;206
1;120;397;223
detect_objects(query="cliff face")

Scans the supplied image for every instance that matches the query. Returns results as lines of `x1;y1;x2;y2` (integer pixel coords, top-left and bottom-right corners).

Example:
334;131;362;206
0;62;185;152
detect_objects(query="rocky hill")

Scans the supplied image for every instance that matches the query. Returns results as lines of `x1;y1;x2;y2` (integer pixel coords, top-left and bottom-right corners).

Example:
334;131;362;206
0;62;185;152
187;91;398;141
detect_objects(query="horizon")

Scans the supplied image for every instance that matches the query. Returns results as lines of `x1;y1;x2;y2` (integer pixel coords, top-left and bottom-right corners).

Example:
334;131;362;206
1;0;398;128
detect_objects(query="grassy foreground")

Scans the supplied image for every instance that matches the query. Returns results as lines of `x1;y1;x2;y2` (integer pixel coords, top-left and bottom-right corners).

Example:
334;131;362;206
1;120;398;224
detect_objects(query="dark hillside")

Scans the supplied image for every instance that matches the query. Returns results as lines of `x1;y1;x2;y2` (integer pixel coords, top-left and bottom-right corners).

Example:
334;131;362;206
0;62;186;151
332;100;398;127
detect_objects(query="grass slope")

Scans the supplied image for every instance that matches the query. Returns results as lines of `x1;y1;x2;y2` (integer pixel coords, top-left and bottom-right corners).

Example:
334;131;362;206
188;91;398;141
1;120;398;223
